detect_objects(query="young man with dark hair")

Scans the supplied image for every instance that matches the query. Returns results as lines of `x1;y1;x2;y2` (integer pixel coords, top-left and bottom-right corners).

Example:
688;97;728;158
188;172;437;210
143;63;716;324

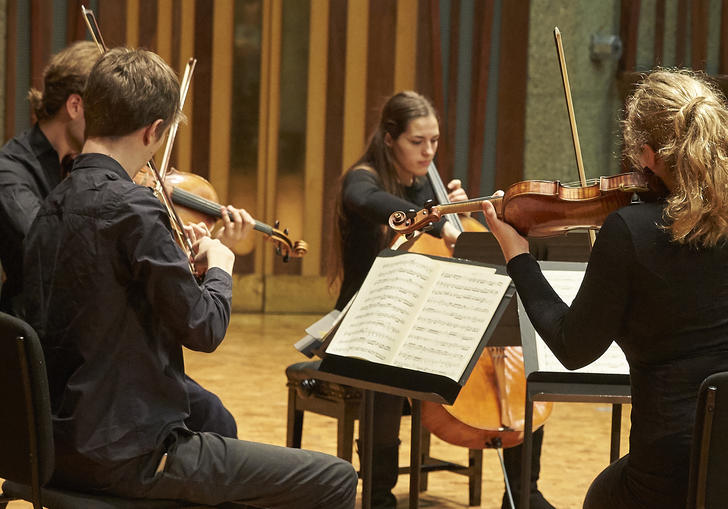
3;41;242;441
23;46;358;508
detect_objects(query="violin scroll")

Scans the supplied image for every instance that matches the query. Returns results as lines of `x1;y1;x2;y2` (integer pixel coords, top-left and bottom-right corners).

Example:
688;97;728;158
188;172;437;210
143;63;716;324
268;220;308;262
389;207;445;238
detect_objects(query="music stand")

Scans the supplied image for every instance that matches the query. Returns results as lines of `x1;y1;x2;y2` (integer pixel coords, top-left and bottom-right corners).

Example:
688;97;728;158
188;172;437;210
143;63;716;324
453;232;631;509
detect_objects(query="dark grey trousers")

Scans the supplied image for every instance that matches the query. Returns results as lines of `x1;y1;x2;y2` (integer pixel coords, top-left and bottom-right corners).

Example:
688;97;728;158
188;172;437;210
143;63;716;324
112;428;358;508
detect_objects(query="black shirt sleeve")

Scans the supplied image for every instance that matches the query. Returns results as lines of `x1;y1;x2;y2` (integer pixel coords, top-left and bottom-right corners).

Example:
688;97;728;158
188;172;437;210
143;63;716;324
122;186;232;353
506;212;633;369
342;168;445;236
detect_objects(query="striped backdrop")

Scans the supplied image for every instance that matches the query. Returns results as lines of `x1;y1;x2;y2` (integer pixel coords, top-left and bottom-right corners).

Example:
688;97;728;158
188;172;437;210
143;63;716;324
4;0;530;309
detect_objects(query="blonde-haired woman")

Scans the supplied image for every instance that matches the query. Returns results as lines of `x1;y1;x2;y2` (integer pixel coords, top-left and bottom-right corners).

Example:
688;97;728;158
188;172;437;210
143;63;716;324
483;69;728;509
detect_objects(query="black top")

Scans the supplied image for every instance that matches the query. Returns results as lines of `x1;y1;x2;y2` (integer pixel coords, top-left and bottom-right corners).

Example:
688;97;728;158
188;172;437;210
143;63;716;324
335;168;443;310
0;124;61;315
508;201;728;508
23;153;232;488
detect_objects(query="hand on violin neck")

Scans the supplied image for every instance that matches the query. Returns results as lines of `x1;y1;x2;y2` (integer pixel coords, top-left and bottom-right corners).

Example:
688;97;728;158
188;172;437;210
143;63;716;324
482;195;529;263
215;205;255;249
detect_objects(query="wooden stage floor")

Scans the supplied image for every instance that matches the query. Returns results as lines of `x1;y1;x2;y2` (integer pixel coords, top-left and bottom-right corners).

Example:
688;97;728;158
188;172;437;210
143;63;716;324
4;313;632;508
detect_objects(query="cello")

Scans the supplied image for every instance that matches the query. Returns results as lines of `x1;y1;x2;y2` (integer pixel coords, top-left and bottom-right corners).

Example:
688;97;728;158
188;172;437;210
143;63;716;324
398;164;554;450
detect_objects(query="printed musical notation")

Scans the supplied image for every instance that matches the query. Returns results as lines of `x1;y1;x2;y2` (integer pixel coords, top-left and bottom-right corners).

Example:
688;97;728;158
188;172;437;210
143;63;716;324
528;267;629;374
326;251;511;381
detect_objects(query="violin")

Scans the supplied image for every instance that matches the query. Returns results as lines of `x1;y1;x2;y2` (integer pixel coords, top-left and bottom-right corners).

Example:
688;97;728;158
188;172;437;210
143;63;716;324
389;171;649;238
134;166;308;262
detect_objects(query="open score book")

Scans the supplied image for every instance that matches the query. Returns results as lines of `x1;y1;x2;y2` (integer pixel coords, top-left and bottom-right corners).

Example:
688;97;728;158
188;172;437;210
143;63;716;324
324;250;512;385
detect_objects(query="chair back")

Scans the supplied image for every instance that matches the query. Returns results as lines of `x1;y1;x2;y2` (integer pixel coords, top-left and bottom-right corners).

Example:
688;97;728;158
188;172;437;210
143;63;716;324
0;311;55;504
687;371;728;509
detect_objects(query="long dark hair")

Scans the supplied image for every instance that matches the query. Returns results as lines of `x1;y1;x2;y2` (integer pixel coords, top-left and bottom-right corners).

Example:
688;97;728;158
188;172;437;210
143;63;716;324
329;91;438;287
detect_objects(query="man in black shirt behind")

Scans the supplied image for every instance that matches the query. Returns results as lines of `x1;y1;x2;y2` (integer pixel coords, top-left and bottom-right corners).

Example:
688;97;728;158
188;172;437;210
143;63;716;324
23;46;357;507
2;40;240;441
0;41;97;316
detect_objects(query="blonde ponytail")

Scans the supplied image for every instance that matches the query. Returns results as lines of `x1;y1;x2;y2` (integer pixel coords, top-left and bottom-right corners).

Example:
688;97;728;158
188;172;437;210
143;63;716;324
623;69;728;247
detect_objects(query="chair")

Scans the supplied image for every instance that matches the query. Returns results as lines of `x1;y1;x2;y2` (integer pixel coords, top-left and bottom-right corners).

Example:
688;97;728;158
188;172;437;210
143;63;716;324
686;371;728;509
0;311;208;509
285;361;484;506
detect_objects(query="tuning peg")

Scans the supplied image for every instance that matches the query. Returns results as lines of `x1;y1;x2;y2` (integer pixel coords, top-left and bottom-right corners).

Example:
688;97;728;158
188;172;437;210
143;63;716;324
284;228;289;235
274;220;280;228
424;199;434;211
405;208;417;219
283;253;290;263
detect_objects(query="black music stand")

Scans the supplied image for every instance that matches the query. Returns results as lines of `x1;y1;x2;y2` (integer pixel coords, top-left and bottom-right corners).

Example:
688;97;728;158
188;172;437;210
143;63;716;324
312;366;451;509
453;231;632;509
318;249;515;509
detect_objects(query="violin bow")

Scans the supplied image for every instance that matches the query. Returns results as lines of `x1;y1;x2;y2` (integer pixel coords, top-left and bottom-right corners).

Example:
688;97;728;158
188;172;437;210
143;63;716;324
553;27;597;248
158;58;197;182
81;5;198;271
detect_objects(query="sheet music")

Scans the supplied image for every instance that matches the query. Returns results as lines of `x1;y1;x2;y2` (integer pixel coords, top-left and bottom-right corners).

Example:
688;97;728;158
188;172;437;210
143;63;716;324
525;266;629;374
326;251;510;381
325;254;437;362
393;265;509;380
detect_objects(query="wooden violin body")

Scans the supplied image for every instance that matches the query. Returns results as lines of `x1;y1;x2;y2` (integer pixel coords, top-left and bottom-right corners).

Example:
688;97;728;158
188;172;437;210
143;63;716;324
389;172;649;238
135;166;219;230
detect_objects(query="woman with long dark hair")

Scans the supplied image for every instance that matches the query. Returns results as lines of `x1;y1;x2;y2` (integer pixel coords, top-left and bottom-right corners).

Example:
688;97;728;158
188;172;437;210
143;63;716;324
332;90;553;509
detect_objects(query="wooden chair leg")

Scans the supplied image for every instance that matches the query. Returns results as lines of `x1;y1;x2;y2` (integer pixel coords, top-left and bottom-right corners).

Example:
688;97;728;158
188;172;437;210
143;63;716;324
419;427;431;492
337;410;355;462
286;387;304;448
468;448;483;506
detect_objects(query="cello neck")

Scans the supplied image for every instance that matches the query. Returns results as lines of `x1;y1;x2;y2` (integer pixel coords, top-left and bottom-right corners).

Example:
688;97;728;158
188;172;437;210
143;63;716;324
426;162;464;233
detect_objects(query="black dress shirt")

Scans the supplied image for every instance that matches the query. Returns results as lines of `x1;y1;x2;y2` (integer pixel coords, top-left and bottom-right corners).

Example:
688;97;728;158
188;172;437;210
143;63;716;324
23;153;232;487
508;201;728;508
335;168;444;310
0;124;61;314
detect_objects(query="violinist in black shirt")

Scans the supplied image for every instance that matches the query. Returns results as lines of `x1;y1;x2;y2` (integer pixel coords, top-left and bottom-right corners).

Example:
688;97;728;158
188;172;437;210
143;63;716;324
483;69;728;509
0;41;98;316
23;46;357;508
3;40;246;441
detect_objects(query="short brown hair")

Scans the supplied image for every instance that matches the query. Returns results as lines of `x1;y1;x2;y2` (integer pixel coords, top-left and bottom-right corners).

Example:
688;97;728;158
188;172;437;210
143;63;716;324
83;47;182;138
28;41;99;121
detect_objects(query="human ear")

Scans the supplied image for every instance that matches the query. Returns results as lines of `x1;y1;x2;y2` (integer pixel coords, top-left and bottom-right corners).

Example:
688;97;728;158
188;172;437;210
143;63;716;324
143;119;165;145
640;144;657;170
384;132;393;148
65;94;83;120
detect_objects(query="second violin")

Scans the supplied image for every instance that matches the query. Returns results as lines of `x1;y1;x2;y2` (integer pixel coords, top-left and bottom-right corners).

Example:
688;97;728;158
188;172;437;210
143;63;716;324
134;166;308;262
389;172;649;238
